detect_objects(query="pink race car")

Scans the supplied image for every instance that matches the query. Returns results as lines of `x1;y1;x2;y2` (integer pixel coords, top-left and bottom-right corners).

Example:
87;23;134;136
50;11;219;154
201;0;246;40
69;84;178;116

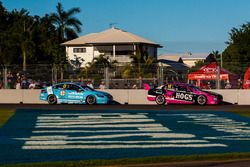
145;83;223;105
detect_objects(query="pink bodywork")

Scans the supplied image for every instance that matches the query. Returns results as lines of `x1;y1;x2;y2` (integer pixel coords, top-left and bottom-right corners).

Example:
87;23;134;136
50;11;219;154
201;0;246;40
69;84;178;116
146;83;222;105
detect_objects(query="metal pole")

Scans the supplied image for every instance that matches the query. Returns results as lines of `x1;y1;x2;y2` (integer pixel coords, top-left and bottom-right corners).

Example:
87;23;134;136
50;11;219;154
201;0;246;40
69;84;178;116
216;65;221;89
55;66;57;84
221;53;223;68
52;65;54;84
4;67;7;89
104;67;109;89
113;45;116;59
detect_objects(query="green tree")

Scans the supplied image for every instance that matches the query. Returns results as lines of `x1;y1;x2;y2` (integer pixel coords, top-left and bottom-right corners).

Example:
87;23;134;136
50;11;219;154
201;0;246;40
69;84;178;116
50;2;82;79
211;50;222;65
0;2;10;66
0;1;83;72
126;44;157;78
50;2;82;42
189;60;205;73
223;22;250;76
6;9;36;70
81;54;117;81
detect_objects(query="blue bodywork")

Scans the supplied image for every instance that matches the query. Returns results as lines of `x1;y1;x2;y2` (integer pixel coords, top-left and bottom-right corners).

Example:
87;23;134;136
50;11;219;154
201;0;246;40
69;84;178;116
40;82;113;104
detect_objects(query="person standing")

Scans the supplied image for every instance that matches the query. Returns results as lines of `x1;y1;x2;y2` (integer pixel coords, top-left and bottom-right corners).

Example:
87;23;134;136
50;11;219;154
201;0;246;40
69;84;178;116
99;81;106;89
15;79;21;89
87;80;94;89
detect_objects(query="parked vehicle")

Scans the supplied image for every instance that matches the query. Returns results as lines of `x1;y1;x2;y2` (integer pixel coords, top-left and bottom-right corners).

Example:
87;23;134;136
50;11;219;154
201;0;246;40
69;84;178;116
145;83;223;105
40;82;113;105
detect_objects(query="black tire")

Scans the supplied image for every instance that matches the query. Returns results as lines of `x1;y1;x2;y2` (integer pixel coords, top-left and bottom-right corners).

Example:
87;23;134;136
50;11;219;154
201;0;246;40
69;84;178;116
86;95;96;105
47;94;57;105
155;95;166;105
196;95;207;106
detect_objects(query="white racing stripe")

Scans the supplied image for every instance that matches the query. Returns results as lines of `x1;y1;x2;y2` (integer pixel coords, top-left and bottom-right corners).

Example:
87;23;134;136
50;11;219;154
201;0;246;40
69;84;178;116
22;143;227;150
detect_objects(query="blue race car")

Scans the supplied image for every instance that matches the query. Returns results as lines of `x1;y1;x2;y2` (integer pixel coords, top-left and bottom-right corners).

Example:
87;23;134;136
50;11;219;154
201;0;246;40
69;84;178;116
40;82;113;105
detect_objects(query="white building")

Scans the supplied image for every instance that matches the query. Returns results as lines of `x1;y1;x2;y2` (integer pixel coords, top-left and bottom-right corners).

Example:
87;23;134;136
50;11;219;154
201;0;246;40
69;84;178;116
62;27;161;67
158;53;208;67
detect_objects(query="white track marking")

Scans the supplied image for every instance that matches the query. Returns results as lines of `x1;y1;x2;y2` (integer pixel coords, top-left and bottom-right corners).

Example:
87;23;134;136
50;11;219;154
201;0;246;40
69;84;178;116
36;119;156;125
16;133;195;140
32;127;171;133
23;140;210;145
18;113;228;150
169;113;250;140
35;123;165;128
22;143;227;150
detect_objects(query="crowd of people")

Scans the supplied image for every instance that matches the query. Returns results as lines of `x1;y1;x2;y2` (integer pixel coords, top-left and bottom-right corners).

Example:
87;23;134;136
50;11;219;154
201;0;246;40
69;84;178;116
0;71;246;90
0;72;49;89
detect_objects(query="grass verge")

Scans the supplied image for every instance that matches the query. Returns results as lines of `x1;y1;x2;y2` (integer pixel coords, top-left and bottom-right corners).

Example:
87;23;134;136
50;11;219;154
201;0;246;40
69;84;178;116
0;108;15;128
1;152;250;167
228;111;250;118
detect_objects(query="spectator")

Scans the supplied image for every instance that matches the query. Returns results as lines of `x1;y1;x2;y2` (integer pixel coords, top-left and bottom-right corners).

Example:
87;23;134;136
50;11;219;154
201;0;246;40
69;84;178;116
207;82;211;89
238;79;242;89
29;80;36;89
132;84;137;89
225;80;232;89
0;81;3;89
87;80;94;89
7;72;14;89
15;79;21;89
21;75;28;89
99;81;106;89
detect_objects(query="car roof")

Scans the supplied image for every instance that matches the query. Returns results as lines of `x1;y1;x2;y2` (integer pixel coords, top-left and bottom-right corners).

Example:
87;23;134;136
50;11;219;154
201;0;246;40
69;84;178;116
54;82;81;86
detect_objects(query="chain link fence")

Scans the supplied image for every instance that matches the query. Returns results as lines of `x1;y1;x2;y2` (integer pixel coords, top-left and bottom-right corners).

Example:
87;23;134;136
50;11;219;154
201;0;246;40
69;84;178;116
0;63;247;89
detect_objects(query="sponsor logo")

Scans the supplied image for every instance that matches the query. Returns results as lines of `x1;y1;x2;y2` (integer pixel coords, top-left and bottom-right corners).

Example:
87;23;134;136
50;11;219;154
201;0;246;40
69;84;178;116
175;92;193;101
60;91;65;96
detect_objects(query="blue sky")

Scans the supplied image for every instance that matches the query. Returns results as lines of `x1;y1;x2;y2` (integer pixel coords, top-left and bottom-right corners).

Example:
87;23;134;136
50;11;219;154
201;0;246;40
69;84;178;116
2;0;250;54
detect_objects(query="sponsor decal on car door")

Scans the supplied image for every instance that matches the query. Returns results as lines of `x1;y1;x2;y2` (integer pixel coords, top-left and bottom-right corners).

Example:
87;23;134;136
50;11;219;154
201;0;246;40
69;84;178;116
66;84;84;103
174;92;194;101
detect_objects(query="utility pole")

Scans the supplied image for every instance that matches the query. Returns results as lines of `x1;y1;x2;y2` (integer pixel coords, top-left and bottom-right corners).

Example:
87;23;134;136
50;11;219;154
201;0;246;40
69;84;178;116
216;65;221;89
220;52;223;68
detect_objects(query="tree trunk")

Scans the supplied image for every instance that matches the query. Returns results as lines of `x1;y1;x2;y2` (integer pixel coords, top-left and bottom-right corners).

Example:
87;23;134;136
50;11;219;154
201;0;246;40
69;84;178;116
23;50;26;72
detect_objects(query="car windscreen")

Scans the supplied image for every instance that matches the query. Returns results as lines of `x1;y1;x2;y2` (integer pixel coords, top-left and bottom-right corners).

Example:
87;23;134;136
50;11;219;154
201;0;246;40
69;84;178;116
189;85;201;91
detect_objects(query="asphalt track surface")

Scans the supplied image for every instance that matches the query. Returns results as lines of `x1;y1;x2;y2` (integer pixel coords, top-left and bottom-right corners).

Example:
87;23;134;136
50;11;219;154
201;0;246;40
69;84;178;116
1;104;250;167
0;103;249;111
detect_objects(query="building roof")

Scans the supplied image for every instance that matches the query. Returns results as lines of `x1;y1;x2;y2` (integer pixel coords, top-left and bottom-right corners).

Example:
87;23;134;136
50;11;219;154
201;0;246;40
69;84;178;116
158;54;182;62
62;27;161;47
157;54;189;71
181;53;208;60
157;59;189;71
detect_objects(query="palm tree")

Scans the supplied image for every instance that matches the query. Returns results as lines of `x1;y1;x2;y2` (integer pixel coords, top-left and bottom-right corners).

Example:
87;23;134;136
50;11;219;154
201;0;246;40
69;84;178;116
50;2;82;42
211;50;222;67
129;44;156;78
92;54;117;67
9;9;35;71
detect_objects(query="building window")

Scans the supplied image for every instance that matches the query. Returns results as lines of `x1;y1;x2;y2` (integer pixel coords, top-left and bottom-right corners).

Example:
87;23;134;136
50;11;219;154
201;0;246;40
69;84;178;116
73;48;86;53
115;51;134;56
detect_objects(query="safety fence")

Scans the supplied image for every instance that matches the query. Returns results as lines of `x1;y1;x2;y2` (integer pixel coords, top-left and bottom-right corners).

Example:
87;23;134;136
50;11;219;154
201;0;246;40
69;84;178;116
0;63;248;89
